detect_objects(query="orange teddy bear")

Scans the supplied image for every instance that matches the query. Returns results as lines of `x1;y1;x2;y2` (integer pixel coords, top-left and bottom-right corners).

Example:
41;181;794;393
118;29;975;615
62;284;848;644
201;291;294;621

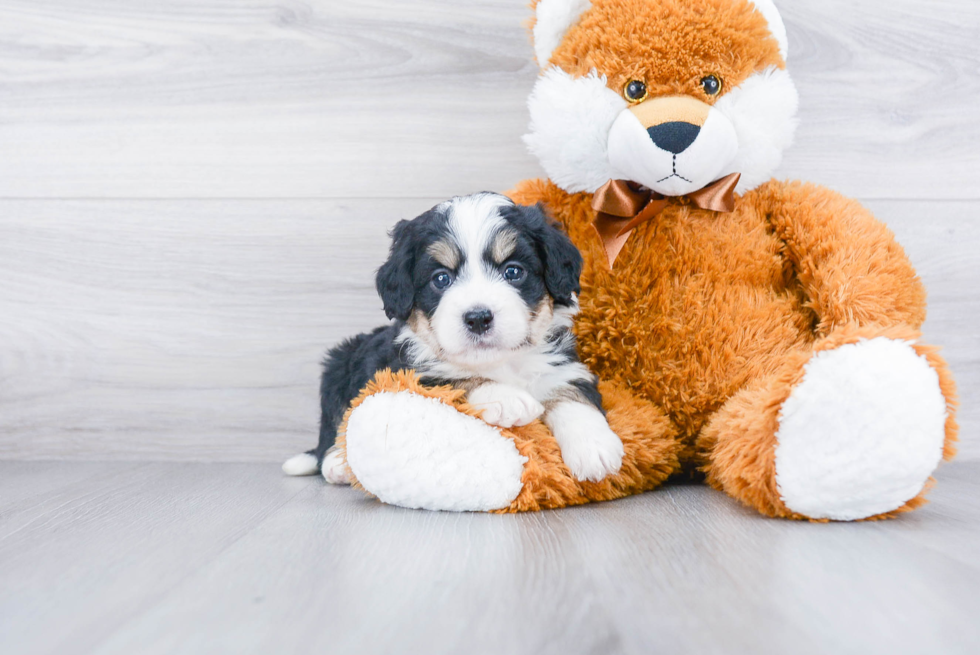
334;0;957;521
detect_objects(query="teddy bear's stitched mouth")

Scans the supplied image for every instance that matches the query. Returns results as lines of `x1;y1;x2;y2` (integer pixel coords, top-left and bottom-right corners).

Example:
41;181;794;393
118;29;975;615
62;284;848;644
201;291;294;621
656;155;693;185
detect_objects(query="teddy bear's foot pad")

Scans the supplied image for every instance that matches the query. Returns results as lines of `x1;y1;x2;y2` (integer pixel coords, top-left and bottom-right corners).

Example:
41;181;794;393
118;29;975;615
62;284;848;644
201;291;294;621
345;391;527;512
774;338;947;521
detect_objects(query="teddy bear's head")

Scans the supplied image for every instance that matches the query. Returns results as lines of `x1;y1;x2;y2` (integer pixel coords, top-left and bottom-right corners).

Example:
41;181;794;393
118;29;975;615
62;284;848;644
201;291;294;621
524;0;798;197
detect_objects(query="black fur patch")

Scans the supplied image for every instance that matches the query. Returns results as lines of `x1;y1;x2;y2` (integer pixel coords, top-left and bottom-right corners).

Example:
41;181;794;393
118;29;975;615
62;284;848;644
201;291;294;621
310;324;415;462
498;203;583;307
545;327;605;415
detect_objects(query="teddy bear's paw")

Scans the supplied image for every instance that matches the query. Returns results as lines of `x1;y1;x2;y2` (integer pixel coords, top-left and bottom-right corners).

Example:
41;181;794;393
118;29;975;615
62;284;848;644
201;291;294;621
546;401;625;482
345;391;527;511
774;337;948;521
321;447;351;485
467;383;545;428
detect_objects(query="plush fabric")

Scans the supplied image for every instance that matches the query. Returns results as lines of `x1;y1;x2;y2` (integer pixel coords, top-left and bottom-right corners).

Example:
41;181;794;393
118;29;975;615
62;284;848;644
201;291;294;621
340;0;958;520
337;370;681;513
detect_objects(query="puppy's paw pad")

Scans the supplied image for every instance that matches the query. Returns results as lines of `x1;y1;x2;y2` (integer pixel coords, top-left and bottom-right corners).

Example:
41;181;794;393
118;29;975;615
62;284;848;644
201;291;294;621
547;402;625;483
560;429;625;482
468;384;545;428
321;449;351;485
282;453;319;477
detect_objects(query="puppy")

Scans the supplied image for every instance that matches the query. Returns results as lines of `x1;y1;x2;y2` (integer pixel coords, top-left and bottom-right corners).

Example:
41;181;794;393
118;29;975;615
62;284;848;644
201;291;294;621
282;192;624;485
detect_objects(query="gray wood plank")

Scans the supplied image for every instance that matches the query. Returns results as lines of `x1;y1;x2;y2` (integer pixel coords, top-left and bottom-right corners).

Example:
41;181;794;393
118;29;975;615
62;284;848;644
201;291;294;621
0;198;976;462
0;461;976;655
560;479;980;655
0;0;977;199
870;463;980;570
0;462;312;655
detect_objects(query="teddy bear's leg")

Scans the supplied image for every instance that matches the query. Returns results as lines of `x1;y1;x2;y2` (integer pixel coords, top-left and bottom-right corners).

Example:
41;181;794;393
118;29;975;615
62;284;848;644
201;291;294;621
341;385;528;512
338;371;684;512
698;324;957;521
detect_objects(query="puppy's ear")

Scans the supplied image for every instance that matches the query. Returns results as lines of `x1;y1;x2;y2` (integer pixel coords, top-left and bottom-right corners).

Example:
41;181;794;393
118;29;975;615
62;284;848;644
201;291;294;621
375;219;416;321
519;203;583;306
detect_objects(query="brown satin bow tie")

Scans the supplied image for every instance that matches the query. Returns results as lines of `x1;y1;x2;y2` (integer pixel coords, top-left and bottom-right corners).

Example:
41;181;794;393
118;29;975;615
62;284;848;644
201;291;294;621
591;172;741;268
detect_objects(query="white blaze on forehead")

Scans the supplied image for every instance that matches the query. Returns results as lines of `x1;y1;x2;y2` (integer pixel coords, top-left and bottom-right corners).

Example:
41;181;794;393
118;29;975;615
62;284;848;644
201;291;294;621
533;0;593;67
443;193;512;272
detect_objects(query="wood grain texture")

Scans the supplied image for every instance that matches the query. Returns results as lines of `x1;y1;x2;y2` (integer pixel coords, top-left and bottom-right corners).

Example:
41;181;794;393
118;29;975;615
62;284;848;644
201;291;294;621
0;461;977;655
0;0;977;199
0;198;976;462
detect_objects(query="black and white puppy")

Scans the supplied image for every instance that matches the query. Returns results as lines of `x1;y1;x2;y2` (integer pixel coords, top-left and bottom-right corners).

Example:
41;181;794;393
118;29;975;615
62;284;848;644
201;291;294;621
282;192;624;484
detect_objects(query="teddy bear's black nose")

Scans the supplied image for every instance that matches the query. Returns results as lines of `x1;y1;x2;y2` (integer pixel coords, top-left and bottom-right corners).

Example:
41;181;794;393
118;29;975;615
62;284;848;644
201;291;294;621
647;122;701;154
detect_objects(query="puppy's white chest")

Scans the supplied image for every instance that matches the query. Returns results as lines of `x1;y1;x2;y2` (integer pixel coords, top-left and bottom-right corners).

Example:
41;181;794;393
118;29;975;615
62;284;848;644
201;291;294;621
480;352;584;403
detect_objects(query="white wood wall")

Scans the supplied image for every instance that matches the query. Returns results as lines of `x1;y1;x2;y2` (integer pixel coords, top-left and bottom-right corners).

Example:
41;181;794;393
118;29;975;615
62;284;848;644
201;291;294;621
1;0;977;462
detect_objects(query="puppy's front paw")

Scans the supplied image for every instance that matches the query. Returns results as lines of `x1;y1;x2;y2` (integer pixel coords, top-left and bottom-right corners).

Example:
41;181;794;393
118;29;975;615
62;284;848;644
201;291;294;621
468;383;545;428
546;402;624;482
321;447;351;485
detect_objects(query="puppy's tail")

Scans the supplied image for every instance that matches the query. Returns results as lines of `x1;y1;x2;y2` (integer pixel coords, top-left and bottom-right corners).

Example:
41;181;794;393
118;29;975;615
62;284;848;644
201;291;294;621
282;450;321;476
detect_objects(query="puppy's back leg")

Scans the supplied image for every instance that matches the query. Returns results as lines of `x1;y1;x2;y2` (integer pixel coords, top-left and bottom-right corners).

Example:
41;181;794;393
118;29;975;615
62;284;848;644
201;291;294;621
283;405;352;485
320;446;350;484
282;450;320;476
282;409;339;477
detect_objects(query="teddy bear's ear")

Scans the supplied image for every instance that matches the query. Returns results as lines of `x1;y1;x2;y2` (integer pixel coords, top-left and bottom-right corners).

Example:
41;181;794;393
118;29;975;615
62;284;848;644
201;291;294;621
749;0;789;60
530;0;593;68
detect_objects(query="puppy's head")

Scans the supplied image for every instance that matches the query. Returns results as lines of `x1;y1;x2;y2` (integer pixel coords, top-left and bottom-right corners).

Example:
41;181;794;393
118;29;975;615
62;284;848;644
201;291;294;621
376;193;582;367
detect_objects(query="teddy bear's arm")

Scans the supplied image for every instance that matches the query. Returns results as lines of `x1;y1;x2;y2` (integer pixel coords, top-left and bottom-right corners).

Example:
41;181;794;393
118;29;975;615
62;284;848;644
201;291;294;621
761;181;927;335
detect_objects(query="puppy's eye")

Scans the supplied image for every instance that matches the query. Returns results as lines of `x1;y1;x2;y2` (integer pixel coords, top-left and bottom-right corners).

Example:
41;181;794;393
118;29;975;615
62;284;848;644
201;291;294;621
431;270;454;290
503;264;526;283
700;75;722;96
623;79;648;104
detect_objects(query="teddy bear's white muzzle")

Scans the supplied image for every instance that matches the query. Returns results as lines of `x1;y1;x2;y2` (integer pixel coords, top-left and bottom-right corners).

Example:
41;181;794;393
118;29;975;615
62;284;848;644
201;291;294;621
607;105;739;197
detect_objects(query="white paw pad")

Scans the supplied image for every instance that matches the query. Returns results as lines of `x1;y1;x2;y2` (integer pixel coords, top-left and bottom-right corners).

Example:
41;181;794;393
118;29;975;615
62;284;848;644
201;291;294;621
467;383;545;428
345;392;527;511
321;448;351;485
775;338;947;521
546;401;625;482
282;452;319;477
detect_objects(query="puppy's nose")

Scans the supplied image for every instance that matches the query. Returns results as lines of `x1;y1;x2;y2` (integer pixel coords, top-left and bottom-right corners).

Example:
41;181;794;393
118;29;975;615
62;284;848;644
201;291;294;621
646;122;701;154
463;308;494;335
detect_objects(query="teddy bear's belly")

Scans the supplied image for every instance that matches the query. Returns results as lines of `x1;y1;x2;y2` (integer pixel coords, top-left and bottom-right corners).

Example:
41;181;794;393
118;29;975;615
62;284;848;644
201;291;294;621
573;207;817;448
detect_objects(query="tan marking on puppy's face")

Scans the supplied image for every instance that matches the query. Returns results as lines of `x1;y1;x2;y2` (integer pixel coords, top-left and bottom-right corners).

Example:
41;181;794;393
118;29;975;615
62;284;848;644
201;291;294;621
491;228;519;264
550;0;783;103
527;297;556;346
407;309;444;357
427;239;461;270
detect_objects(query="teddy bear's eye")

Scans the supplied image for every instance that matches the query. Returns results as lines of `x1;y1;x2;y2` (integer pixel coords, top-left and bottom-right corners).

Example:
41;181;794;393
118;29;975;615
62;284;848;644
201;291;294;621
700;75;723;96
623;80;648;103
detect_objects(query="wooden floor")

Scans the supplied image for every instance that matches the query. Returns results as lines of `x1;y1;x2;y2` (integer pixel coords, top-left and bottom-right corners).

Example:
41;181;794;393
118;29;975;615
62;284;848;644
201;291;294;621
1;460;978;655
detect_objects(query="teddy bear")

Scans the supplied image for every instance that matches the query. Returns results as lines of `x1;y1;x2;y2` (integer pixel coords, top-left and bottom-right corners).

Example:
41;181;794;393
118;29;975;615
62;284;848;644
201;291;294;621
334;0;958;521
